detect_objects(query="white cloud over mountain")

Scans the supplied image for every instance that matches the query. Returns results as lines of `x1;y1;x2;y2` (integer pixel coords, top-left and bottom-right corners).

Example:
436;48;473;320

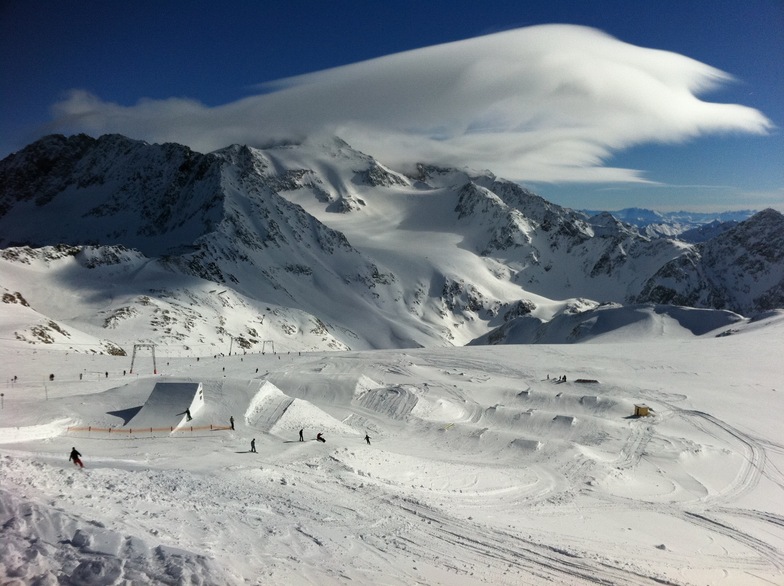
48;24;771;183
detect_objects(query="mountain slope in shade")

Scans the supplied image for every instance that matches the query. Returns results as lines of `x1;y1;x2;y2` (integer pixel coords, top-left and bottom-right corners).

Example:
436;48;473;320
472;302;745;345
1;134;782;353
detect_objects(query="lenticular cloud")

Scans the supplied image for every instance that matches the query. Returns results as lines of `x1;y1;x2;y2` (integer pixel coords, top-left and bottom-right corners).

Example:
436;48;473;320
50;24;771;183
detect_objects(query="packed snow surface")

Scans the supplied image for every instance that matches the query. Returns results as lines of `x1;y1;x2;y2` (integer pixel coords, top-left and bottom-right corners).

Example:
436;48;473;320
1;312;784;585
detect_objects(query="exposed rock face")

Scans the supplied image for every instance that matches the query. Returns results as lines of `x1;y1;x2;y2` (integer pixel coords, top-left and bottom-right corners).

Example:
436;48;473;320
634;209;784;315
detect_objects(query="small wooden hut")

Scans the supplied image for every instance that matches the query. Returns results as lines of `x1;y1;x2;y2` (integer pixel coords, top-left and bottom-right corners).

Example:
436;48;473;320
634;404;650;417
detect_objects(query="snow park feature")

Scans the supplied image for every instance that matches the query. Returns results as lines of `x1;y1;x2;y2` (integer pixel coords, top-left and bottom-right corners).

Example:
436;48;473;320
64;381;210;436
125;381;204;431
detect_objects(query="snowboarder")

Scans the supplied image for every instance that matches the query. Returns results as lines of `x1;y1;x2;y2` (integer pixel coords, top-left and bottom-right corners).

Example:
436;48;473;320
316;433;326;443
230;416;235;430
186;409;192;421
69;447;83;468
250;438;256;453
299;428;304;442
364;433;371;445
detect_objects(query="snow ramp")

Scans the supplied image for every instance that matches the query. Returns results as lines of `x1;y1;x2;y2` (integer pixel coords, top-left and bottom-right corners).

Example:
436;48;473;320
245;381;358;437
126;382;204;431
264;373;379;405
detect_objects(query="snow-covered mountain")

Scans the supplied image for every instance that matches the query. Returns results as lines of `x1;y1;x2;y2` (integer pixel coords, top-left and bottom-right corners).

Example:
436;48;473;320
581;207;756;240
633;208;784;314
1;133;782;353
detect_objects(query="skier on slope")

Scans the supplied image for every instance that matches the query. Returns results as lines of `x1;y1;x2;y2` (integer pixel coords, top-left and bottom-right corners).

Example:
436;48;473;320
364;433;371;445
69;447;84;468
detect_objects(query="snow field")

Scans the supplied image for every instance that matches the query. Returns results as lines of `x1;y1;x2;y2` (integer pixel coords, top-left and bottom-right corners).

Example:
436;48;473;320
1;317;784;584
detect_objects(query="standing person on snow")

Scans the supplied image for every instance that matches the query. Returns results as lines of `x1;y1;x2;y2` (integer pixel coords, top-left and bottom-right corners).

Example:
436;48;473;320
69;447;84;468
364;433;371;445
250;438;256;453
299;428;304;442
230;416;235;430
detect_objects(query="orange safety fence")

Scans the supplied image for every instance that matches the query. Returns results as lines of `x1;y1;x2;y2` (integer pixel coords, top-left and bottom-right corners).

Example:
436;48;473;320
67;424;232;434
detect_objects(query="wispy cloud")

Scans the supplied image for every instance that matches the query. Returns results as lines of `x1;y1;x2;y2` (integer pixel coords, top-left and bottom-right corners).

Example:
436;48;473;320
47;24;771;183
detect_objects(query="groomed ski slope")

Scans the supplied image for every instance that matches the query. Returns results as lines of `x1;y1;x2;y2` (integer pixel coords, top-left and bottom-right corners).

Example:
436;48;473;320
1;312;784;585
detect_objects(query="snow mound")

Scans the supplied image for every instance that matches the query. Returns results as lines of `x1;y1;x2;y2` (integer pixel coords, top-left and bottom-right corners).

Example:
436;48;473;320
0;418;72;443
410;396;472;422
246;381;358;437
510;438;544;452
355;384;419;419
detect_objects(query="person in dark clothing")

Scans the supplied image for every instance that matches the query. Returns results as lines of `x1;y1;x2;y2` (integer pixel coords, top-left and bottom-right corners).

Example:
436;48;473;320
250;438;256;453
299;428;304;442
230;416;235;430
364;433;371;445
69;447;83;468
316;433;325;443
186;409;192;421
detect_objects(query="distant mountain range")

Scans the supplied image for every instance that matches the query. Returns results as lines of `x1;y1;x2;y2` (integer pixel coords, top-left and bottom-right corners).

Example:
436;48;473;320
1;133;782;353
581;207;755;241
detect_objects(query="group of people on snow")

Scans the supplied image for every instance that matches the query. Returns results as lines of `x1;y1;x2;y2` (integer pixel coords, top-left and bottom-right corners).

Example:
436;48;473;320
246;428;370;451
69;420;372;470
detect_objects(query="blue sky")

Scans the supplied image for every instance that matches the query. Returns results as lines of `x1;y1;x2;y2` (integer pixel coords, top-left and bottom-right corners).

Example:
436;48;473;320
2;0;782;212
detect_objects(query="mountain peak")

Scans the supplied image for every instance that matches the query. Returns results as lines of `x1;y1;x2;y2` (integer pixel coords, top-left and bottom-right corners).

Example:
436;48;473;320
1;132;782;353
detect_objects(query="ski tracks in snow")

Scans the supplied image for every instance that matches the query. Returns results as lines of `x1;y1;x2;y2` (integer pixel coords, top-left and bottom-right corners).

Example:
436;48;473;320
674;409;784;573
592;405;784;577
385;495;680;585
677;409;765;506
